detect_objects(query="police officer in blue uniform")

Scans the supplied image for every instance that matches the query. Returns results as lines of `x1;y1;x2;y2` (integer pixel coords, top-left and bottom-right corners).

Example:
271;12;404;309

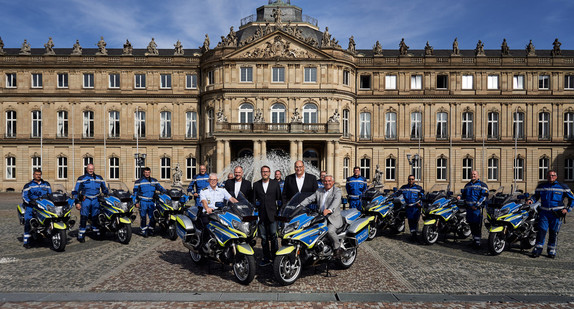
396;175;424;241
133;167;166;237
457;170;488;249
346;166;367;210
21;169;52;248
529;170;574;258
317;171;326;190
73;164;109;242
187;164;210;207
274;170;284;193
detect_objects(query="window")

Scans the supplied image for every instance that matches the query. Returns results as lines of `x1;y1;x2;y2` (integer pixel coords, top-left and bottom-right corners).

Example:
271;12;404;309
360;75;371;89
31;110;42;138
206;109;214;137
6;111;16;138
31;73;43;88
565;75;574;90
186;74;197;89
360;158;371;180
566;158;574;181
186;157;197;180
462;75;473;90
359;112;371;139
565;112;574;140
240;67;253;83
270;104;286;123
487;75;499;90
436;112;448;139
411;75;422;90
385;157;396;181
302;104;318;123
487;112;499;139
83;157;94;171
32;156;42;172
6;156;16;179
539;112;550;140
436;75;448;90
462;157;473;181
462;112;474;139
83;111;94;138
488;158;499;181
410;112;422;139
57;73;68;88
109;74;120;88
343;70;350;86
207;70;214;85
304;67;317;83
134;110;146;138
57;110;68;138
109;157;120;180
513;112;525;139
239;103;254;123
539;157;549;181
109;111;120;138
341;157;349;179
538;75;550;90
437;157;447;181
186;111;197;139
6;73;17;88
134;74;146;89
513;75;524;90
514;157;524;181
160;74;172;89
272;67;285;83
160;157;171;180
134;157;145;179
412;157;422;181
385;75;397;90
83;73;94;88
160;111;172;138
385;112;397;139
57;157;68;179
342;109;350;138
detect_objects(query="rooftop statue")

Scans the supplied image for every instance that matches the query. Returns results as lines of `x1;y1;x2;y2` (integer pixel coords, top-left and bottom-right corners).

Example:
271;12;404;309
321;27;332;47
475;40;485;56
19;39;31;55
552;38;562;56
44;37;55;55
201;34;210;53
272;7;283;26
373;40;383;56
71;39;82;55
452;37;460;56
399;38;409;56
373;164;383;186
174;40;184;56
347;36;356;53
220;27;238;48
501;38;510;56
0;36;4;55
96;36;107;56
424;41;434;56
526;39;536;57
123;39;133;56
146;38;159;56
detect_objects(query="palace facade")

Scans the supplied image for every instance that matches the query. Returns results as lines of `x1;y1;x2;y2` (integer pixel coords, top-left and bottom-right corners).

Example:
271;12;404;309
1;0;574;193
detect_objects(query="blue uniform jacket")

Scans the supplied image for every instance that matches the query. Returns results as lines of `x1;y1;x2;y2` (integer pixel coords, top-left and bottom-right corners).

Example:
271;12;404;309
317;180;324;189
22;179;52;205
187;173;210;195
73;173;109;199
531;181;574;212
346;175;367;199
461;180;489;207
133;177;166;203
277;179;284;192
397;184;424;206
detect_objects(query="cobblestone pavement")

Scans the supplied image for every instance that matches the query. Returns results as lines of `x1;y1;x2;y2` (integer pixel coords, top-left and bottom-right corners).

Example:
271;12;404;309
1;192;573;308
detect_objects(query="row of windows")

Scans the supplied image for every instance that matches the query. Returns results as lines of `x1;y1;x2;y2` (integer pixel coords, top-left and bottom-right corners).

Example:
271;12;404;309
5;73;198;90
233;67;320;84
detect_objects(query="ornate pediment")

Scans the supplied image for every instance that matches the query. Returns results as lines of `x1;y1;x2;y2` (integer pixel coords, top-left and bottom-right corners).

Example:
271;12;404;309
226;33;328;60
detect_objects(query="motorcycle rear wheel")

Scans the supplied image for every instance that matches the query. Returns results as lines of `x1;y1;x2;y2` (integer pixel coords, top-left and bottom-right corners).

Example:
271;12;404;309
336;247;357;269
488;232;506;255
189;249;205;264
233;254;256;285
117;223;132;244
367;223;378;240
457;223;471;239
520;231;537;249
273;254;302;286
389;220;405;235
422;224;439;245
167;222;178;241
51;229;67;252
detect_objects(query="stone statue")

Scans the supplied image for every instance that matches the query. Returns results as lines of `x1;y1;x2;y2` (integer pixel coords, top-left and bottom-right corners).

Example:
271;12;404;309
172;163;183;186
174;40;184;56
220;27;237;48
347;36;356;53
272;7;283;24
0;36;4;55
399;38;409;56
552;38;562;56
122;39;133;55
264;22;273;35
321;27;332;48
291;107;302;123
373;40;383;56
216;109;228;123
501;38;510;56
19;39;31;55
146;38;159;56
71;39;82;55
526;40;536;57
253;108;265;123
452;37;460;56
202;34;210;53
44;37;55;55
373;164;383;186
328;110;340;123
424;41;434;56
475;40;485;56
96;36;107;56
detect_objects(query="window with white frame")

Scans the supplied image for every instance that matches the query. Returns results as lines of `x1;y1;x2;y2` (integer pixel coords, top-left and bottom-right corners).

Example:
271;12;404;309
343;157;350;179
270;104;286;123
513;112;525;139
186;157;197;180
83;111;94;138
513;75;524;90
462;75;474;90
186;74;197;89
207;70;214;85
32;156;42;172
487;112;499;139
240;67;253;83
6;156;16;179
57;110;68;138
109;73;120;88
565;112;574;140
31;73;43;88
186;111;197;139
538;157;549;181
410;75;422;90
134;74;146;89
83;157;93;171
134;157;145;179
565;158;574;181
57;156;68;179
437;157;447;181
6;73;17;88
565;75;574;90
410;112;422;139
6;110;16;138
304;67;317;83
488;157;499;181
206;109;214;137
160;157;171;180
343;70;350;86
385;112;397;139
487;75;499;89
385;75;397;90
462;112;474;139
385;157;396;181
360;75;371;89
437;75;448;90
462;157;473;181
160;74;172;89
360;158;371;180
539;112;550;140
239;103;254;123
57;73;68;88
412;158;422;181
303;104;318;123
538;75;550;90
436;112;448;139
109;111;120;138
514;157;524;181
272;67;285;83
343;109;350;138
83;73;94;88
359;112;371;139
160;111;172;138
31;110;42;138
109;157;120;180
134;110;146;138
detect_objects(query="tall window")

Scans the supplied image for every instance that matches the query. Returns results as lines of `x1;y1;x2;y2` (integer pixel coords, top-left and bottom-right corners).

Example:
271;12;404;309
360;158;371;180
160;157;171;180
109;73;120;88
565;112;574;140
359;112;371;139
109;111;120;138
31;110;42;138
134;74;146;89
57;73;68;88
385;75;397;90
239;103;254;124
342;70;350;86
565;158;574;181
360;75;371;89
513;112;525;139
410;112;422;139
134;111;146;138
32;156;42;172
488;157;499;181
57;110;68;138
462;75;473;90
411;75;422;89
160;111;172;138
487;112;499;139
436;75;448;90
186;111;197;139
206;109;214;137
385;112;397;139
462;112;474;139
487;75;499;90
343;157;350;179
6;156;16;179
272;67;285;83
207;70;214;85
160;74;172;89
83;73;94;88
538;157;549;181
412;158;422;181
437;157;447;181
303;104;318;123
565;75;574;90
385;157;396;181
57;156;68;179
240;67;253;82
342;109;350;138
514;157;524;181
31;73;43;88
270;104;286;123
83;111;94;138
186;74;197;89
462;157;473;181
539;112;550;140
538;75;550;90
513;75;524;90
109;157;120;180
6;111;16;138
186;157;197;180
6;73;17;88
304;67;317;83
436;112;448;139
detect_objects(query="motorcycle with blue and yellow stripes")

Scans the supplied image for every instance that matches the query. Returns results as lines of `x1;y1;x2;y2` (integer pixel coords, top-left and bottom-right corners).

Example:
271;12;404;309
176;196;258;285
485;187;538;255
97;182;136;244
154;186;189;240
363;187;406;240
273;193;374;286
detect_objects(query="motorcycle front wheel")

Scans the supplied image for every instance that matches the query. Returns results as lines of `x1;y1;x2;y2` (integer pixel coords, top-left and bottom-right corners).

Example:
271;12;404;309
51;229;67;252
189;249;205;264
273;254;302;286
367;223;378;240
336;247;357;269
520;230;537;249
167;222;178;241
233;254;256;285
488;232;506;255
117;223;132;244
457;223;472;239
422;223;439;245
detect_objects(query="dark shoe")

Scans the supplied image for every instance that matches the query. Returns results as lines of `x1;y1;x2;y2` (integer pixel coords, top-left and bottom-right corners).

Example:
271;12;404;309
141;230;148;238
77;237;85;243
259;259;272;267
548;254;556;259
531;250;541;258
23;243;31;249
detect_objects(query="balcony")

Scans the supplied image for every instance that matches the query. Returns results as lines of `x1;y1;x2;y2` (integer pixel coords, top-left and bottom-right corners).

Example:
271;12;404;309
216;122;339;134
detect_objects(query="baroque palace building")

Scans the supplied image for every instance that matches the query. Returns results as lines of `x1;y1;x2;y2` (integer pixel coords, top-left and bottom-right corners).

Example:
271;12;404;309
1;0;574;193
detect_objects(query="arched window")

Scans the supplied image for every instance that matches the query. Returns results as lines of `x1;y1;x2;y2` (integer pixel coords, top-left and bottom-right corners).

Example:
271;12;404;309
6;156;16;179
538;157;550;181
488;157;499;181
270;103;286;123
206;109;214;137
239;103;254;123
302;104;317;124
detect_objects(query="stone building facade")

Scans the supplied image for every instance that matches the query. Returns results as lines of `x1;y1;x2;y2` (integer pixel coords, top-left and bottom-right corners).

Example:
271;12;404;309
1;0;573;193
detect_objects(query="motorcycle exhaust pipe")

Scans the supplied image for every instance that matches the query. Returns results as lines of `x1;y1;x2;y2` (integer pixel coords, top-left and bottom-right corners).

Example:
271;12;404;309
30;218;39;228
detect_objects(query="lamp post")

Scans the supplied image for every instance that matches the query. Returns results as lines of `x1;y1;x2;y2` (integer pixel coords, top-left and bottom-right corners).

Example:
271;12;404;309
134;153;147;178
406;153;420;179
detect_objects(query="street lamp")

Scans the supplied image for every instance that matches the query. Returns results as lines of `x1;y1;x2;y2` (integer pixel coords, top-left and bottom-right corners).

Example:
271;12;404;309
406;153;420;180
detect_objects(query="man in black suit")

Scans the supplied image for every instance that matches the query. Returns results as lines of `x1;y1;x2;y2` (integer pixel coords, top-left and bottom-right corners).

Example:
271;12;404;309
253;165;282;266
283;160;318;203
224;166;253;202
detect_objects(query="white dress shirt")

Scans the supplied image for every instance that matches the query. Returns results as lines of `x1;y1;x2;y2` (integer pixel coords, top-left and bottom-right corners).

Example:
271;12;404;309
296;174;305;192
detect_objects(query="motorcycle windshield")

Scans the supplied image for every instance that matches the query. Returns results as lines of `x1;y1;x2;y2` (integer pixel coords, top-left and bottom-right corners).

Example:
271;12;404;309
109;182;132;202
278;192;313;219
49;184;72;206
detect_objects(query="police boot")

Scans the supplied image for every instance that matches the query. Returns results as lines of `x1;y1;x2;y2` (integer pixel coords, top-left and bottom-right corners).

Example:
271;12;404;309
531;247;542;258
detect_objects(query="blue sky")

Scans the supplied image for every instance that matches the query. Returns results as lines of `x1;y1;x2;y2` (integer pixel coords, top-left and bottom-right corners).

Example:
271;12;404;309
0;0;572;51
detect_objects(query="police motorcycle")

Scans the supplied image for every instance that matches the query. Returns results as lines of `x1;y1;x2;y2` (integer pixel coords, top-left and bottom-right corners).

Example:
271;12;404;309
17;184;76;251
363;187;406;240
154;185;189;240
421;184;471;245
97;182;136;244
176;194;258;285
485;187;538;255
273;192;374;286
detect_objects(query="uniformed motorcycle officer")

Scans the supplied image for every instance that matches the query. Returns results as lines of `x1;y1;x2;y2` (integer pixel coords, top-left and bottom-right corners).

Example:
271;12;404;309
396;175;424;241
274;170;284;193
457;170;488;249
528;170;574;258
73;164;109;242
21;169;52;248
346;166;367;210
187;164;209;207
317;171;326;190
133;167;166;237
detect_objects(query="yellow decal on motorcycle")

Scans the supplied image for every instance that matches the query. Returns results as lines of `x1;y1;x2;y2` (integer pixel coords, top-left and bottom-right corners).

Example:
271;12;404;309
354;216;375;231
17;204;24;214
236;243;254;255
276;246;296;255
424;219;437;225
119;217;131;224
53;222;67;230
489;226;504;233
170;214;176;221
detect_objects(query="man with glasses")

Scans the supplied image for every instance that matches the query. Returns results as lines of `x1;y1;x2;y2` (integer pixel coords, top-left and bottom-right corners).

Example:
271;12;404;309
21;169;52;248
253;165;282;266
283;160;318;203
396;175;424;241
224;165;252;202
457;170;488;249
528;170;574;258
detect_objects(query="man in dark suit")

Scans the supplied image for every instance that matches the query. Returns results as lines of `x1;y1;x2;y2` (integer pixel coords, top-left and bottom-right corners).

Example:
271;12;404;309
224;165;253;202
253;165;282;266
283;160;318;203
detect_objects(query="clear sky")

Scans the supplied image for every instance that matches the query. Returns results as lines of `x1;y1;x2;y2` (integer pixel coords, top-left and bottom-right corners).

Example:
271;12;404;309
0;0;572;51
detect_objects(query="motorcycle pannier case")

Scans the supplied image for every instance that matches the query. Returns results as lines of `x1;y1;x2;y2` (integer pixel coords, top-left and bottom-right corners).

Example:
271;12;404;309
346;216;373;246
176;214;195;241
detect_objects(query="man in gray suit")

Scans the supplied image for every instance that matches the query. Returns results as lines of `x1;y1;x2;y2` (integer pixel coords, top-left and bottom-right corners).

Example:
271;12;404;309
298;174;343;256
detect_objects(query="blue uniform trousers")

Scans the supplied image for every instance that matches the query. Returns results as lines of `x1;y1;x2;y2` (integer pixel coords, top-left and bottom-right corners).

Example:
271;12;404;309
405;206;420;233
534;209;563;255
139;200;156;233
23;204;34;244
349;198;362;211
466;207;483;244
79;198;100;239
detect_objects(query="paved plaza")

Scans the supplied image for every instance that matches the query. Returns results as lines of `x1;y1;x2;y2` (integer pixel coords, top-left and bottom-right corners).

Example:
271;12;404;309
0;192;573;308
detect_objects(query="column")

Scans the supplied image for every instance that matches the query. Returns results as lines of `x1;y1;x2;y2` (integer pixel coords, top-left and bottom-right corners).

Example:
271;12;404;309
326;141;334;176
261;140;267;159
253;140;261;159
334;141;341;182
297;141;303;161
290;141;297;166
224;140;231;168
216;140;224;173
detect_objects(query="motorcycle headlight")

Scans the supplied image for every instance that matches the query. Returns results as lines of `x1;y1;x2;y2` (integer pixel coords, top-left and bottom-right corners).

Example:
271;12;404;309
232;220;249;235
283;221;300;235
172;201;180;209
